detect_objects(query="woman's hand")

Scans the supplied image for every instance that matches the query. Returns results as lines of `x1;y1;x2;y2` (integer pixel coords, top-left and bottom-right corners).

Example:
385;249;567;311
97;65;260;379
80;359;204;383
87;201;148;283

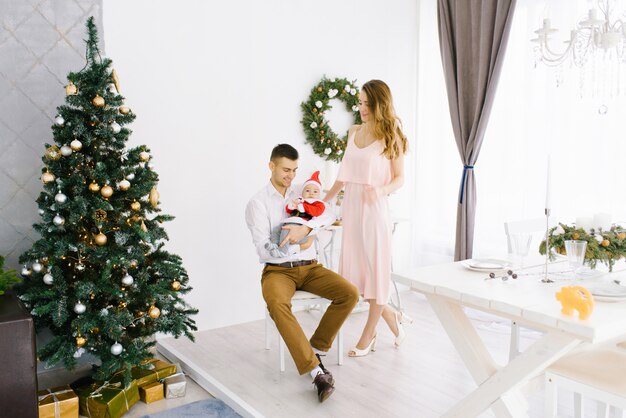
364;185;384;203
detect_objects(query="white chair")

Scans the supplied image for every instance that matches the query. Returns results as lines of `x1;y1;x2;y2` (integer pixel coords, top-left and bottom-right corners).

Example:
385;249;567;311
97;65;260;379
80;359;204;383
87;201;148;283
545;348;626;418
264;290;343;372
504;217;548;361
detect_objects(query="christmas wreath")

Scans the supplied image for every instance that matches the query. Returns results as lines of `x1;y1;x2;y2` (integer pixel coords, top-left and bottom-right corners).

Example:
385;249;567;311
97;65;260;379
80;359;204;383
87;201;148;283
300;76;362;162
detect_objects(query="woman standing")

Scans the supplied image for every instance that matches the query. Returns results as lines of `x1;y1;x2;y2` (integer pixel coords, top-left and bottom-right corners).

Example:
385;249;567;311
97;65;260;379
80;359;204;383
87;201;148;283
324;79;408;356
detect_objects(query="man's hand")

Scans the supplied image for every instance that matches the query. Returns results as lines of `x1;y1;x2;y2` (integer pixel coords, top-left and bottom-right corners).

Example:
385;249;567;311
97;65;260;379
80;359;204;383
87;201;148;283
280;224;312;247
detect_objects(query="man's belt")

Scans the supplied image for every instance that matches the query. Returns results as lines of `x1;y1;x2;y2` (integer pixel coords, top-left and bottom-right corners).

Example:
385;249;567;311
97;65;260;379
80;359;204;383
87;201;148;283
266;259;317;268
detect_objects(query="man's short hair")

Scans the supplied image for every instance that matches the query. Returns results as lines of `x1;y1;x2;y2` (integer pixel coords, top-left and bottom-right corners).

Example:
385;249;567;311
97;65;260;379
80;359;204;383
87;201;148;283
270;144;298;162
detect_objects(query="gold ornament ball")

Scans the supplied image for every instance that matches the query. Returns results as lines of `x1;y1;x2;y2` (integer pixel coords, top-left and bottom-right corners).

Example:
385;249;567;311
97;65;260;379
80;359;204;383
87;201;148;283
130;201;141;211
171;280;181;291
618;232;626;240
76;336;87;347
119;180;130;191
90;327;100;334
92;95;105;107
119;106;130;115
139;151;150;162
45;146;61;160
129;260;138;268
89;182;100;192
95;233;107;246
148;306;161;319
101;185;113;198
65;82;78;96
41;172;56;183
602;239;610;247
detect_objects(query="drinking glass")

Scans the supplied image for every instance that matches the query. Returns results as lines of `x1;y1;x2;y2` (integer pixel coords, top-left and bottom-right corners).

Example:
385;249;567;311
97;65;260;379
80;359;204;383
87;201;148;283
510;233;532;268
564;240;587;274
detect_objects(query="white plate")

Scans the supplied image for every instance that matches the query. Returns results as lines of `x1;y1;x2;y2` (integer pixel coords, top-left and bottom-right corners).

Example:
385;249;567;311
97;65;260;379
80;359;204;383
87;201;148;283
593;294;626;303
461;258;512;272
584;281;626;300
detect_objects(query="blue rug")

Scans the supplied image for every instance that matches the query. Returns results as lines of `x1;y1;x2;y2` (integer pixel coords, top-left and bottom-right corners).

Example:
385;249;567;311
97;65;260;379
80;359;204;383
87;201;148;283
140;399;242;418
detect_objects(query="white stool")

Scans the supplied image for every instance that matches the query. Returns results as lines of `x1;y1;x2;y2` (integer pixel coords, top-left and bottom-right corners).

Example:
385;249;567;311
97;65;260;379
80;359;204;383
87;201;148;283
545;348;626;418
264;290;343;372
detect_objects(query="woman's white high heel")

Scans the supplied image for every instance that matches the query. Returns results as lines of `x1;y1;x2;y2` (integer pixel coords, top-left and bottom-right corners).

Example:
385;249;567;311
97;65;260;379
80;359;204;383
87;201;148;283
348;335;377;357
394;312;406;348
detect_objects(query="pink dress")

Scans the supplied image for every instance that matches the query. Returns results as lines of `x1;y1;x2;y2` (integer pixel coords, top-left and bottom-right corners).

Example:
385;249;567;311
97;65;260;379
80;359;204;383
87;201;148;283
337;127;393;305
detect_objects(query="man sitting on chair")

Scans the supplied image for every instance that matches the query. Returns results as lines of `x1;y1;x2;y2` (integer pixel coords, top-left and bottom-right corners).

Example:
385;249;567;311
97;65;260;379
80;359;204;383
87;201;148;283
245;143;359;402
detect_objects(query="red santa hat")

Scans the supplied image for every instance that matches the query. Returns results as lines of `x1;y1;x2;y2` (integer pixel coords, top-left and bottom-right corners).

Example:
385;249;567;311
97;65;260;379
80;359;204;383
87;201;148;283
302;171;322;192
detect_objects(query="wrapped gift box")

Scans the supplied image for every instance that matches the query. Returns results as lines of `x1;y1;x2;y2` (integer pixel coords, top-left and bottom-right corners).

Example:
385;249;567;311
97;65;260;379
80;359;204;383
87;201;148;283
0;292;38;418
130;359;176;387
71;376;139;418
37;385;79;418
162;373;186;399
138;382;164;404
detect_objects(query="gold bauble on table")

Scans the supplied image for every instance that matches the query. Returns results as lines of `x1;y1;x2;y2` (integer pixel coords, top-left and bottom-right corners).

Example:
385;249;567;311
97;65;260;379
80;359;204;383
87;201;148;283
171;280;181;291
130;201;141;211
148;305;161;319
89;182;100;192
92;95;105;107
65;82;78;96
76;336;87;348
119;106;130;115
101;185;113;198
149;187;159;208
94;233;107;246
41;171;56;183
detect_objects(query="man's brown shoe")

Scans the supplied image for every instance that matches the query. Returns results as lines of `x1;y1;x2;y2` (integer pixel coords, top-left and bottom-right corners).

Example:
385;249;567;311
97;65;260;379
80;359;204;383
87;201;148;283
313;371;335;402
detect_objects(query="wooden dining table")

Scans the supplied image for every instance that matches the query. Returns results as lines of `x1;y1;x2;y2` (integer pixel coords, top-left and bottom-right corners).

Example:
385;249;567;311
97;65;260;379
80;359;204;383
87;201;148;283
392;259;626;418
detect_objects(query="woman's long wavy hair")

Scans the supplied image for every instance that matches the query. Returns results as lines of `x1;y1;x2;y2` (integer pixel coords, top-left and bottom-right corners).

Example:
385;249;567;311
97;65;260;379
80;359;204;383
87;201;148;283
362;80;408;160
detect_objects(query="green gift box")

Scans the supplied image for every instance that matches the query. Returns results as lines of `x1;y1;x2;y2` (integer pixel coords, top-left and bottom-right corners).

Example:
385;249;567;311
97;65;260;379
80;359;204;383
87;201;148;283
130;359;176;387
72;376;139;418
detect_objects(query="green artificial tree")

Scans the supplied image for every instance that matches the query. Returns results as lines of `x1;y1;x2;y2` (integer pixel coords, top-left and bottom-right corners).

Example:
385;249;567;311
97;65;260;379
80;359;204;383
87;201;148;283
0;255;20;295
16;17;197;383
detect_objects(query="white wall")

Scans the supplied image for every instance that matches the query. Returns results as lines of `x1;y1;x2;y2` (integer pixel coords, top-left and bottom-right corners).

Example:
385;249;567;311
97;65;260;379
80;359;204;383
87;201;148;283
104;0;418;331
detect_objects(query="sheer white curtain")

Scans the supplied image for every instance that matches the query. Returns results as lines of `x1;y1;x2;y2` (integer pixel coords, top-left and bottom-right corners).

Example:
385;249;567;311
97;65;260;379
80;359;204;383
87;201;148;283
410;0;626;266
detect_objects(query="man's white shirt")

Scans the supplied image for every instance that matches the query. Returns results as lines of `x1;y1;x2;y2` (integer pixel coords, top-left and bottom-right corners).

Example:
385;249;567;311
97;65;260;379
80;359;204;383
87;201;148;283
245;182;335;264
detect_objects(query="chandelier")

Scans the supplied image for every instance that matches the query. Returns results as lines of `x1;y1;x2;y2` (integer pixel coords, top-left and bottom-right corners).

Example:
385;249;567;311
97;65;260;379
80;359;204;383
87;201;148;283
531;0;626;98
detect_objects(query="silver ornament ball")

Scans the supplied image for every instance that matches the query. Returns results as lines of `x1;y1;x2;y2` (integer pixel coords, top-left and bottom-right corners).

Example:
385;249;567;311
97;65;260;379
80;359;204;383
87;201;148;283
21;266;32;277
53;214;65;226
55;193;67;204
76;263;85;272
126;173;135;181
38;209;45;216
121;274;134;286
110;342;123;356
74;302;86;314
32;262;43;273
60;146;72;156
55;116;65;126
43;273;54;285
111;122;121;133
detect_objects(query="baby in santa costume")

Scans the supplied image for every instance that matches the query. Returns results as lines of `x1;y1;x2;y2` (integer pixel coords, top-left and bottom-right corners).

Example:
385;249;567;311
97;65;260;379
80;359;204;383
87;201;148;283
265;171;327;258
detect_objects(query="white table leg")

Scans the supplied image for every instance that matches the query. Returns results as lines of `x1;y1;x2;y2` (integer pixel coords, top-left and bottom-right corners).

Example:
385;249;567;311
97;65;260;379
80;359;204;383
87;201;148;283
426;295;581;418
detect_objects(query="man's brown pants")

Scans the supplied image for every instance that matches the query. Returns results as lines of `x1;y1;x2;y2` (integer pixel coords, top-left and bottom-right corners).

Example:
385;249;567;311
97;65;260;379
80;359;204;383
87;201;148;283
262;262;359;375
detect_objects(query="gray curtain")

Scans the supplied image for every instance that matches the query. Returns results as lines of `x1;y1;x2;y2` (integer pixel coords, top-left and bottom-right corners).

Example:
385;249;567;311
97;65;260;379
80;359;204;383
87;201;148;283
437;0;517;261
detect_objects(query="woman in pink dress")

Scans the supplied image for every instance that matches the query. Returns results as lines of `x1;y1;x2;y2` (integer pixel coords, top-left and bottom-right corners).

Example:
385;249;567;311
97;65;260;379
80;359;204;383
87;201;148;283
324;80;408;357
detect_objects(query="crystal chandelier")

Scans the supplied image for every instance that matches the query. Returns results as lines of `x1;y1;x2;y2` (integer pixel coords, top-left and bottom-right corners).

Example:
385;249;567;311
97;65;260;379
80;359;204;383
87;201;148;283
531;0;626;98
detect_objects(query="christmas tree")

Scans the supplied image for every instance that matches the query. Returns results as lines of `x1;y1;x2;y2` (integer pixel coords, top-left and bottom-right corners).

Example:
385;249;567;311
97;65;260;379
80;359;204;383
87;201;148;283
17;17;197;383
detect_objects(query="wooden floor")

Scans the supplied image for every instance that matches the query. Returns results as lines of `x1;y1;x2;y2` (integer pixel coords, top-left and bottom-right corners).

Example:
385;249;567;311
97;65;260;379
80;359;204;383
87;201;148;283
157;290;598;418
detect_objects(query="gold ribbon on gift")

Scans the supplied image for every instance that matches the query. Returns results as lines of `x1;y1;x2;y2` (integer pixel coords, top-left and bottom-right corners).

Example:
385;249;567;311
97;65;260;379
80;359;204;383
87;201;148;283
131;358;176;387
37;386;77;418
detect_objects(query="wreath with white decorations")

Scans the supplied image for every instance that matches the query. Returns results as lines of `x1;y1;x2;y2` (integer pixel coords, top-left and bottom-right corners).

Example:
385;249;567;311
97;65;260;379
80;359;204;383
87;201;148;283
300;76;362;162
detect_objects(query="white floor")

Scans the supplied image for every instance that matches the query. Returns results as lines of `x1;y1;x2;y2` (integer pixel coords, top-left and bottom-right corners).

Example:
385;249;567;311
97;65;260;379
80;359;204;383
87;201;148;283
156;290;603;418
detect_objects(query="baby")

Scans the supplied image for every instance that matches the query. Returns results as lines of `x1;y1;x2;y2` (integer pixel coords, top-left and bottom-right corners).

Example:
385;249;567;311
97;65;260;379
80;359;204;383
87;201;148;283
265;171;326;258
